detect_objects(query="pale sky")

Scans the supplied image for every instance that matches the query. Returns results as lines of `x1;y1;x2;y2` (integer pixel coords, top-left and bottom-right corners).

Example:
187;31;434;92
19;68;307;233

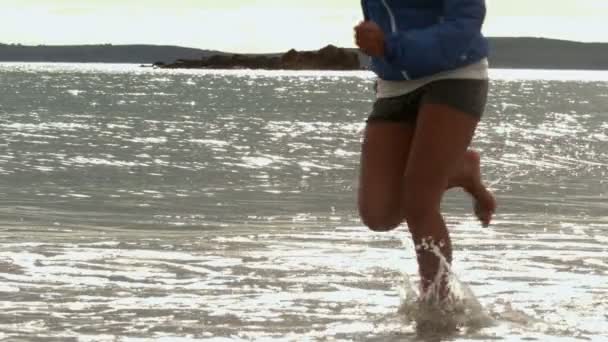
1;0;607;53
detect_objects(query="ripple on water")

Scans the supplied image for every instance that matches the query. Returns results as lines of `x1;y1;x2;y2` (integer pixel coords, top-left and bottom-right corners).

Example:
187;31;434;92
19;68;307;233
1;64;608;340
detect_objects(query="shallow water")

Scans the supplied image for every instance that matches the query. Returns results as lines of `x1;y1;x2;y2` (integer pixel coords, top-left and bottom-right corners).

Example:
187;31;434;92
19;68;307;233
1;63;607;341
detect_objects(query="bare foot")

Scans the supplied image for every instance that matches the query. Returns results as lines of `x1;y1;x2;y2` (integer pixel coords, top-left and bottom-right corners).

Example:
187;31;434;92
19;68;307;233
448;150;496;227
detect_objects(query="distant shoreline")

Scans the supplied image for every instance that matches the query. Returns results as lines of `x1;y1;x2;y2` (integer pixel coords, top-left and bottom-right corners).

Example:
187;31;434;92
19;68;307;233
2;38;608;70
4;62;608;77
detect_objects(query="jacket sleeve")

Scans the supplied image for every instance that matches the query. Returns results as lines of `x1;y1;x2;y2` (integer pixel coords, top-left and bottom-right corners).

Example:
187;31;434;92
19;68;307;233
383;0;486;72
361;0;370;21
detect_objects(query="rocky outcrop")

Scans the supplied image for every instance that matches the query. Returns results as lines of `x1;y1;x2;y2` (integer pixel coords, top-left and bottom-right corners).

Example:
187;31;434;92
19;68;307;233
161;54;279;69
279;45;361;70
160;45;362;70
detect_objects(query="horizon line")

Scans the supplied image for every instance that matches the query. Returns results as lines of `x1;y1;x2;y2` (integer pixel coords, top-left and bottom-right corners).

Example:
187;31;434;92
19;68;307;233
2;36;608;54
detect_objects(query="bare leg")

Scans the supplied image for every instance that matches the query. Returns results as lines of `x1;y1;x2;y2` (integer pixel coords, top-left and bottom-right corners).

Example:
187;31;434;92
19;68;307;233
358;122;414;231
358;123;495;231
401;103;480;297
448;150;496;227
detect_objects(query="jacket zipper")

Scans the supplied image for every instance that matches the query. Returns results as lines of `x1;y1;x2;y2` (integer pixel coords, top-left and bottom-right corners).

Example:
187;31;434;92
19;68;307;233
380;0;397;33
380;0;411;80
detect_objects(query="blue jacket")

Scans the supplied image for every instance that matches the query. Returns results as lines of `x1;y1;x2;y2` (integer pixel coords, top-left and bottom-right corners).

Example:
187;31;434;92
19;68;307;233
361;0;489;80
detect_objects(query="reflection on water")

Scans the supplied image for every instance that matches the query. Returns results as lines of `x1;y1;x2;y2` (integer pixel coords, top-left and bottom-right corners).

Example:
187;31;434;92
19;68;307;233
1;63;608;341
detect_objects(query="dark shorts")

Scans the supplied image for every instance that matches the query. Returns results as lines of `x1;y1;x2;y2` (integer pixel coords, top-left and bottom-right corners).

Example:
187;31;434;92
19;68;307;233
367;79;489;124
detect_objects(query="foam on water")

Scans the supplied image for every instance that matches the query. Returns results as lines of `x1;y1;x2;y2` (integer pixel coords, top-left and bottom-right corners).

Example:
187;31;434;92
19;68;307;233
395;272;493;338
387;236;495;339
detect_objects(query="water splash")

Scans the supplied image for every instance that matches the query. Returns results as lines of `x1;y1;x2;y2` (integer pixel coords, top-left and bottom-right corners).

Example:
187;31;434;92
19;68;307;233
397;238;494;337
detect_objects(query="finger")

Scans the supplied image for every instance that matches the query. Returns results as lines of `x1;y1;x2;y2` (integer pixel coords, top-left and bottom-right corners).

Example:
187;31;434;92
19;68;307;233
356;38;365;48
355;34;367;46
354;25;366;35
355;34;361;46
360;26;381;36
355;31;368;44
355;29;370;40
359;22;383;34
358;21;376;30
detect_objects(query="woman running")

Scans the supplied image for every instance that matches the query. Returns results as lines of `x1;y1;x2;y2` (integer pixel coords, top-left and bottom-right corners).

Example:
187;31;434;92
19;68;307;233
355;0;497;299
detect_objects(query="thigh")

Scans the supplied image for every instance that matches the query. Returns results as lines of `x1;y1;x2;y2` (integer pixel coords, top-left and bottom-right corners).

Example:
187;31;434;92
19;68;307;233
403;80;486;208
358;121;414;218
404;103;479;210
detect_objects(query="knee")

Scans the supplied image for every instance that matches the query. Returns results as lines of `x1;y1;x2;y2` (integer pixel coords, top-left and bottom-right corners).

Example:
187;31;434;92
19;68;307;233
358;205;402;232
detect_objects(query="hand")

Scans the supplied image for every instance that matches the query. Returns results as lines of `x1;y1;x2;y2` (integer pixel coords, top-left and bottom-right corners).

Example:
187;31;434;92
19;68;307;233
354;21;386;57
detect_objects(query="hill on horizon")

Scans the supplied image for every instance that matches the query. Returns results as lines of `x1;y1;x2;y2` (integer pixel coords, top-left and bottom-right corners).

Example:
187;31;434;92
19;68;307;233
0;43;223;64
2;38;608;70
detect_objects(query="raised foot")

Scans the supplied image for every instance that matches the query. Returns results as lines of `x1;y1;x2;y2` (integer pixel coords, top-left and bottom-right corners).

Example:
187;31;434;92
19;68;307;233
454;150;497;227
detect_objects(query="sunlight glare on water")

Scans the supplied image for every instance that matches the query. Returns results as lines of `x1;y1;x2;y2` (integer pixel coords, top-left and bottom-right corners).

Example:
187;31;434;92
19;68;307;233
0;63;608;341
